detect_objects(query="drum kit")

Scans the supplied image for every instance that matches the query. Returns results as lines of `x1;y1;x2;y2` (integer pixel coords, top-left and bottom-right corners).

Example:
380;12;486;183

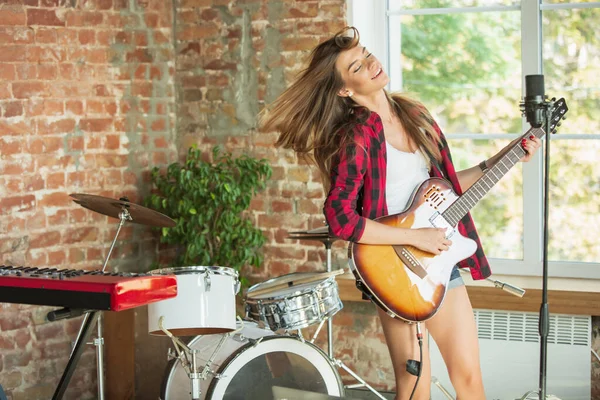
67;193;387;400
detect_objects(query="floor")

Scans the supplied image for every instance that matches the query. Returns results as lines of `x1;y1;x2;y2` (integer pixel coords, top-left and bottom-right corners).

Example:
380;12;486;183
345;388;396;399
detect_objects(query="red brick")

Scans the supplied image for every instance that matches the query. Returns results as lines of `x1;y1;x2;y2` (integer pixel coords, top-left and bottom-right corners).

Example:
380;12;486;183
0;335;15;350
27;8;65;26
29;231;61;248
134;31;148;46
68;247;86;264
34;323;64;341
66;100;83;115
105;134;120;150
38;192;70;207
24;174;44;191
47;249;65;265
68;136;84;151
44;209;65;227
35;27;57;43
0;195;35;213
0;137;21;154
37;63;57;79
46;171;65;189
0;27;34;44
25;210;47;230
0;63;15;79
37;118;75;134
80;118;112;132
0;8;26;26
42;99;64;115
282;36;319;52
0;45;26;62
12;81;46;99
0;312;30;331
26;249;47;266
14;328;32;348
16;62;36;79
96;0;113;10
58;63;75;79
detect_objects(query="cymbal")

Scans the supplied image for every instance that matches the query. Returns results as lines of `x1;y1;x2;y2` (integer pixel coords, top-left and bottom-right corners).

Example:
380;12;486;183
70;193;176;228
287;226;340;246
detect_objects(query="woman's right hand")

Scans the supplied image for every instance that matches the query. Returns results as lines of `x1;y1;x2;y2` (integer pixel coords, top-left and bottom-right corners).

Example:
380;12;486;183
411;228;452;255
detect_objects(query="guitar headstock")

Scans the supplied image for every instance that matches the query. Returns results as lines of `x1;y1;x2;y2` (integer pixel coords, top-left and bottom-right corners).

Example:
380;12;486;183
549;97;568;134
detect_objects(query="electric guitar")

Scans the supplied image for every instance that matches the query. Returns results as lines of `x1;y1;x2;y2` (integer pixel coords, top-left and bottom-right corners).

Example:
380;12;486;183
351;98;568;322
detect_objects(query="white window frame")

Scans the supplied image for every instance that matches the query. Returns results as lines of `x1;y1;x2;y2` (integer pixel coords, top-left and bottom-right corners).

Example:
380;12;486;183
348;0;600;282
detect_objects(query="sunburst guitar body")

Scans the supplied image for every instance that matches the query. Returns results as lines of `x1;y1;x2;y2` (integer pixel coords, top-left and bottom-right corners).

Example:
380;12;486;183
350;98;569;323
351;178;476;322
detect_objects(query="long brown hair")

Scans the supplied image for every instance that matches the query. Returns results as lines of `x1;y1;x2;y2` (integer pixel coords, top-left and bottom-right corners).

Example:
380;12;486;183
260;27;442;189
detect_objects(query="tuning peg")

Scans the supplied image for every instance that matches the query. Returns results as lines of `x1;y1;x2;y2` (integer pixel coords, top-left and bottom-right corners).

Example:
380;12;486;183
552;129;557;134
556;122;562;127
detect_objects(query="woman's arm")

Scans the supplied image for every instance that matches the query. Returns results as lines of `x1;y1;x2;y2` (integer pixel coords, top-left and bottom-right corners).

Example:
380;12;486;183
358;219;451;255
456;134;542;190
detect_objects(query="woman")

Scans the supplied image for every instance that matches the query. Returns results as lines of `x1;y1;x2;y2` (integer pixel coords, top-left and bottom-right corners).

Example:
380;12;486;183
260;27;540;400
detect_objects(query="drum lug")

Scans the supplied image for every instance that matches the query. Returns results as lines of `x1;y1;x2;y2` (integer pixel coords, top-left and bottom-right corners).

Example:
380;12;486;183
271;305;281;329
203;273;212;292
247;337;263;348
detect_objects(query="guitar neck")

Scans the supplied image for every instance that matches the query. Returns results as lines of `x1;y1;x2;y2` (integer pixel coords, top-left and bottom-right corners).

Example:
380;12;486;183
442;127;545;226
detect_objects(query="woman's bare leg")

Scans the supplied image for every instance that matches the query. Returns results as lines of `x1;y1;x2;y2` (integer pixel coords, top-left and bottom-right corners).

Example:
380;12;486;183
426;285;485;399
376;306;431;400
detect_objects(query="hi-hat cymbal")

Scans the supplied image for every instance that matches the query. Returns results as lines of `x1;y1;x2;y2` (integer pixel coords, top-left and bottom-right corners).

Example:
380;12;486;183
70;193;176;228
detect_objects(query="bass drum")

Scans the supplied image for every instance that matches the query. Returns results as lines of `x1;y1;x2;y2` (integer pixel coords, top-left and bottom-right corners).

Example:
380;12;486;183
160;321;344;400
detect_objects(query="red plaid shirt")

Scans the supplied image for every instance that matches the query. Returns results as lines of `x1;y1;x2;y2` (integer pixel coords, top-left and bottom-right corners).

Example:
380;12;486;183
324;111;491;281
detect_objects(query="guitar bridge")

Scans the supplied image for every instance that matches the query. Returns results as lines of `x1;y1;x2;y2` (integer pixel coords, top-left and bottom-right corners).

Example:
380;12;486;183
393;245;427;279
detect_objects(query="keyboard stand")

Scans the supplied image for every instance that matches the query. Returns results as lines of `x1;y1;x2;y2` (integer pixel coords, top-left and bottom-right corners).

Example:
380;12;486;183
52;311;99;400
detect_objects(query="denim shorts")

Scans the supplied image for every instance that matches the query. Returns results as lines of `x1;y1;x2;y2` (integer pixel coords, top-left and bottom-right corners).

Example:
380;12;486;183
448;265;464;290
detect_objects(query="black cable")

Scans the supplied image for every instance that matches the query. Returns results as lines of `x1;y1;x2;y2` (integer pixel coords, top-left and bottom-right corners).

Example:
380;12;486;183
408;323;424;400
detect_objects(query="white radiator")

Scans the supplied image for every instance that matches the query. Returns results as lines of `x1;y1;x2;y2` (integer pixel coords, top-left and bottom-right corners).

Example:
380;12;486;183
429;310;591;400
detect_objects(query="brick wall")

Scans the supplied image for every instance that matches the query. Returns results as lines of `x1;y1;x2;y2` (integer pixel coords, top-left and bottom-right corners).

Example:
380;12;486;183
2;0;599;399
0;0;176;398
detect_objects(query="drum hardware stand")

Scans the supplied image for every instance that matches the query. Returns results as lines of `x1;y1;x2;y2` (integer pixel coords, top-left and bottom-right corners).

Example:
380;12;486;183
324;238;335;359
431;377;455;400
332;359;386;400
309;318;386;400
310;317;328;344
51;208;132;400
160;317;245;400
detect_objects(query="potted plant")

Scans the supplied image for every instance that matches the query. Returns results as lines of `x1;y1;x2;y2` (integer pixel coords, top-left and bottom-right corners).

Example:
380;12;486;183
144;145;272;288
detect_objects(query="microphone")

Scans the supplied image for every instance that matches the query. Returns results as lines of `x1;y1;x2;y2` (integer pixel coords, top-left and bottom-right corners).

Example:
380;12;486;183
522;75;546;128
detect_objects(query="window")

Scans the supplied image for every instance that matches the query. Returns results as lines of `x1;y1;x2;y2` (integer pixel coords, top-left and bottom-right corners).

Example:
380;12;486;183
349;0;600;279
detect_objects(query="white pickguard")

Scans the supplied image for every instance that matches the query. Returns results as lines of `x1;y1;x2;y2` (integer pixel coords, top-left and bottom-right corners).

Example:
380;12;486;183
406;187;477;303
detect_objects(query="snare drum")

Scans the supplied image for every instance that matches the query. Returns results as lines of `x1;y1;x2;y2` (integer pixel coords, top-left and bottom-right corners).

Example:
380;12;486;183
244;272;343;332
148;266;240;336
160;321;344;400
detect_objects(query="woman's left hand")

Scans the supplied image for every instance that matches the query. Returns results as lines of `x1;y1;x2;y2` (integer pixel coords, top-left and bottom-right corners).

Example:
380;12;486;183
520;135;542;162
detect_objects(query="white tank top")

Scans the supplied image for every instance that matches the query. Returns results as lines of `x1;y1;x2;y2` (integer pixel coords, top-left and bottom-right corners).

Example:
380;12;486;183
385;142;430;215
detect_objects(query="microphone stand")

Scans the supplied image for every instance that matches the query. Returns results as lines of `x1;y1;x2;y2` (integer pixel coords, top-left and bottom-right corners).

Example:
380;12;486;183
537;98;555;400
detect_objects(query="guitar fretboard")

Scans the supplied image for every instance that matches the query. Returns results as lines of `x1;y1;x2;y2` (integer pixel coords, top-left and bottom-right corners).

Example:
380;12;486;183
442;127;544;227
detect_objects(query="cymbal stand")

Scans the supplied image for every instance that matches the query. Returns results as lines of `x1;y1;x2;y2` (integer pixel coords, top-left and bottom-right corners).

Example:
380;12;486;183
53;209;131;400
324;239;334;358
160;317;245;400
